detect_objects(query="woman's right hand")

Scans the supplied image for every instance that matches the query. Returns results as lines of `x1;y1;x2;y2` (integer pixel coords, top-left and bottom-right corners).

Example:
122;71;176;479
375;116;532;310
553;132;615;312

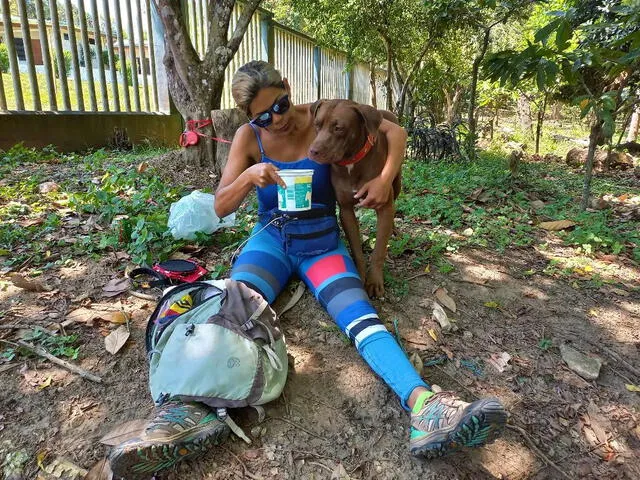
245;163;286;188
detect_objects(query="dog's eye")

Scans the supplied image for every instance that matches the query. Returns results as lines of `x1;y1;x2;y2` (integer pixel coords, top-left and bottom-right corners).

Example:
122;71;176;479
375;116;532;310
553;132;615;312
333;125;344;133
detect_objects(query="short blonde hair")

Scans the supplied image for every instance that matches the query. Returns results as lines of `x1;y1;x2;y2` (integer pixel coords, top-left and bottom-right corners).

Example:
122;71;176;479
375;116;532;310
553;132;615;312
232;61;284;115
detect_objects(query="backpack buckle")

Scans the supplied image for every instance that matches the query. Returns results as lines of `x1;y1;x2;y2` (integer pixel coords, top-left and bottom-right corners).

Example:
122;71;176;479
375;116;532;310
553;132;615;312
185;324;195;336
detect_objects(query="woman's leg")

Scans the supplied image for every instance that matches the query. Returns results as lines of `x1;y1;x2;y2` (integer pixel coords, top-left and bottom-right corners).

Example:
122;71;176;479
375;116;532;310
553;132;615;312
230;225;294;303
295;241;427;409
296;241;506;458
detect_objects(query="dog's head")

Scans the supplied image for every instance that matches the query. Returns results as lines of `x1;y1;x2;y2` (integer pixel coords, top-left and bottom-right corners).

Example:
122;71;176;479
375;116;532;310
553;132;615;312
308;100;383;164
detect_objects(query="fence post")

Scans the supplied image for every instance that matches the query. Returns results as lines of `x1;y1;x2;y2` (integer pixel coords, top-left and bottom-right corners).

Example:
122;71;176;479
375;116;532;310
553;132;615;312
1;0;24;110
313;45;321;100
0;68;6;110
261;13;273;64
17;0;42;110
151;0;171;113
49;0;70;110
35;0;57;111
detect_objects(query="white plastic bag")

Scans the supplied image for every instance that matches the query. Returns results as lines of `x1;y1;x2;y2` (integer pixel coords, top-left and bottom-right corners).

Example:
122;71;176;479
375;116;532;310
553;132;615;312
168;190;235;240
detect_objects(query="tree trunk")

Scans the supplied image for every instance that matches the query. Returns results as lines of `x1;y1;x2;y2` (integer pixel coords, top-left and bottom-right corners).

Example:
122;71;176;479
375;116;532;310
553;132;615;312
154;0;261;173
381;33;394;111
397;39;431;123
467;27;492;159
628;105;639;142
370;60;378;109
581;120;604;210
550;102;562;121
444;85;463;124
517;96;533;135
534;93;548;155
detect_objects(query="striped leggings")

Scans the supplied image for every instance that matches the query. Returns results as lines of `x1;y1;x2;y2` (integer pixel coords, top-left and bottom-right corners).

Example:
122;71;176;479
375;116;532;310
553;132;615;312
231;223;428;409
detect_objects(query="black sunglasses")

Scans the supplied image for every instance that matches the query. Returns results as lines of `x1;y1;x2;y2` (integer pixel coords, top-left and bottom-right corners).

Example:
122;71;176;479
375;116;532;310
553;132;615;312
250;94;291;128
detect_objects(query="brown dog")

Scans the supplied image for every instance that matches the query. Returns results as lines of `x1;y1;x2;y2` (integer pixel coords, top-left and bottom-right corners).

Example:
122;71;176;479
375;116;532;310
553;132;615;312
308;99;401;298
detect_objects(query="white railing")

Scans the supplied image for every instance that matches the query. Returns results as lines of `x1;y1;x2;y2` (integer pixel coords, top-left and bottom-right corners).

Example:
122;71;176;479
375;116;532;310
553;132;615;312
0;1;388;114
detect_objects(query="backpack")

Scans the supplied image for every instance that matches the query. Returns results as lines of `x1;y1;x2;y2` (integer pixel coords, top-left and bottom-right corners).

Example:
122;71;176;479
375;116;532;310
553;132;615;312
145;278;288;443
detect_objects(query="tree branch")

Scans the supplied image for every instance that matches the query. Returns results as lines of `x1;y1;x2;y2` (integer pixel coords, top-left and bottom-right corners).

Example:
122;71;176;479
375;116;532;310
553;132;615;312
227;0;262;57
153;0;200;99
206;0;234;67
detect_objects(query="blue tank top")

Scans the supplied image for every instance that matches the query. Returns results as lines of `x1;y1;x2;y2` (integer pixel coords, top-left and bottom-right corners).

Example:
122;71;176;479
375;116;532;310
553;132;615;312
249;124;336;215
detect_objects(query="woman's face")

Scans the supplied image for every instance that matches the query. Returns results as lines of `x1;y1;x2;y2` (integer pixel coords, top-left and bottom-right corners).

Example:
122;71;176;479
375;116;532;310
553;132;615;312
248;86;293;135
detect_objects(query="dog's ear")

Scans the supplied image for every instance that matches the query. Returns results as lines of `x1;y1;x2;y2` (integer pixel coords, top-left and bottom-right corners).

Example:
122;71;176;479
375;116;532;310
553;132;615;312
310;99;325;119
354;104;383;136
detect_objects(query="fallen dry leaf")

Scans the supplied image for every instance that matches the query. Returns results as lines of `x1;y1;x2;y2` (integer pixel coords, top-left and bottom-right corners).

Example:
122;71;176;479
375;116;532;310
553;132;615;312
37;375;53;390
106;311;130;325
331;463;351;480
440;346;455;360
102;278;131;297
137;162;149;174
83;457;113;480
427;328;438;341
410;352;423;375
625;384;640;392
43;455;88;478
9;274;51;292
169;251;192;260
610;288;629;297
104;325;130;354
39;181;59;193
279;281;306;316
487;352;512;373
99;420;149;446
434;286;457;313
66;308;99;324
432;302;452;332
539;220;576;231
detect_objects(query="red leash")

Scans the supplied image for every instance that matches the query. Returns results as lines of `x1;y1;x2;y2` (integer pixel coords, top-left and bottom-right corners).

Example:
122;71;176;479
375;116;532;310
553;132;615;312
179;119;232;147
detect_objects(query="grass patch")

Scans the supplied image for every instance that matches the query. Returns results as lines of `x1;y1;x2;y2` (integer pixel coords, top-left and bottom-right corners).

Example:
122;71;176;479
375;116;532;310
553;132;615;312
0;144;253;270
1;142;637;276
2;72;148;111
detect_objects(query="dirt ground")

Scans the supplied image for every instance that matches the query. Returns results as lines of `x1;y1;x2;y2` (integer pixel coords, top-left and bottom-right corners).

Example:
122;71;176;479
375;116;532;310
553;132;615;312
1;222;639;480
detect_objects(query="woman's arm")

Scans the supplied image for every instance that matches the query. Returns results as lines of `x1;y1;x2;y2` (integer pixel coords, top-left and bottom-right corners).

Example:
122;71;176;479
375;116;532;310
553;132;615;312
354;118;407;209
214;125;285;218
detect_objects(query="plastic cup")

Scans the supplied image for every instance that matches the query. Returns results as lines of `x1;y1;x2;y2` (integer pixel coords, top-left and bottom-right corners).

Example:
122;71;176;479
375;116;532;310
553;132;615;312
277;169;314;211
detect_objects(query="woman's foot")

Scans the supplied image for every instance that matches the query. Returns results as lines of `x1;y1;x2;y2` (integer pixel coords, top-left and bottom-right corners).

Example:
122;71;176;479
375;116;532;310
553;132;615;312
108;401;230;479
410;391;506;458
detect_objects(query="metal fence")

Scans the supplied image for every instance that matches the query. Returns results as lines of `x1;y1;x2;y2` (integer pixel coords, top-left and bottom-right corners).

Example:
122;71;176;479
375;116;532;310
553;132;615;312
0;1;387;115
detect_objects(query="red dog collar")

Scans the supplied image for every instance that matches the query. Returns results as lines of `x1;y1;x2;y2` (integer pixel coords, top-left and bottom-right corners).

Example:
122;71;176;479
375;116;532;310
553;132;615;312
337;134;376;166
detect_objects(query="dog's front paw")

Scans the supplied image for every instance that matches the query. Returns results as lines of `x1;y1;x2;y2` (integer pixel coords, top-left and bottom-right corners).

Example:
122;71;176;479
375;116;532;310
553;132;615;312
365;271;385;299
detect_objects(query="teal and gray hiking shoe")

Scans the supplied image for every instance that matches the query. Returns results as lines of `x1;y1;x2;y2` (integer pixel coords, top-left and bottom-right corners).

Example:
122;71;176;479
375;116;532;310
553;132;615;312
410;391;506;459
108;401;230;479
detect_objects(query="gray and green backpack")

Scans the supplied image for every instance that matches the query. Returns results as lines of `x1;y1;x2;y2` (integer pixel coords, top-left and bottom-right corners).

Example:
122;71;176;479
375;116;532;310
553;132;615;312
145;278;288;442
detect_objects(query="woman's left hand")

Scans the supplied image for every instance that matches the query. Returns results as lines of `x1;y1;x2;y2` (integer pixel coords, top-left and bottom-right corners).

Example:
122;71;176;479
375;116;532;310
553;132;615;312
354;176;391;210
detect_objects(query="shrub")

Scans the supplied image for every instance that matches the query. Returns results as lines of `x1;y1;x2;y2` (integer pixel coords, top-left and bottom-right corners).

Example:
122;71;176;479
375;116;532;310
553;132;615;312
53;51;72;78
0;43;9;73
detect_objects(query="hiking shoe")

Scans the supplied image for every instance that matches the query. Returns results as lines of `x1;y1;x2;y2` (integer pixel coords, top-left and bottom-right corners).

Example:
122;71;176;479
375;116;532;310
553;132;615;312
410;392;506;458
108;401;230;479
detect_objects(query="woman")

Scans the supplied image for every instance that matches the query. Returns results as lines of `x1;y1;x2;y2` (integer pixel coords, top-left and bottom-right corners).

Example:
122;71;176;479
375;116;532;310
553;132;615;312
109;61;506;477
218;61;506;456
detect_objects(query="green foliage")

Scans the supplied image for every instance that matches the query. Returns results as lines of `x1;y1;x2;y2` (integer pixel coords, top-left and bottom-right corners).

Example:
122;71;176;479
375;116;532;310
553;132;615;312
53;51;72;79
395;150;639;261
0;43;9;74
22;328;80;359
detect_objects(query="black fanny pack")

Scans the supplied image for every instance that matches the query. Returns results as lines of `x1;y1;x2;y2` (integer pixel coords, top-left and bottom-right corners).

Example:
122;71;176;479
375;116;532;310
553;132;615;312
262;208;339;257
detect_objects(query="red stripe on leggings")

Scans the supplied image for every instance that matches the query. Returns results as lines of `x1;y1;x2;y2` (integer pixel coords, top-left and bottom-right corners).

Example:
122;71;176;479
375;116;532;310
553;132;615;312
305;255;347;288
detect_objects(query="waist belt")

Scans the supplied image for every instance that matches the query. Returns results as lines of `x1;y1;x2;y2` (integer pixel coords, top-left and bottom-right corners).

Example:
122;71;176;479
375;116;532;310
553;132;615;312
260;207;336;226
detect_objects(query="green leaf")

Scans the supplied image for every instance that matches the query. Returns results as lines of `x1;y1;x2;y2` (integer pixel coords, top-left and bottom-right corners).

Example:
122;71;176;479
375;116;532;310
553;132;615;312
536;67;546;91
619;48;640;64
555;20;572;50
534;19;562;45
